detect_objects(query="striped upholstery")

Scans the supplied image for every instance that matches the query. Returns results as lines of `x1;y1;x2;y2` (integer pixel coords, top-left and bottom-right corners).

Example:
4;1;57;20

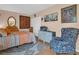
0;32;35;50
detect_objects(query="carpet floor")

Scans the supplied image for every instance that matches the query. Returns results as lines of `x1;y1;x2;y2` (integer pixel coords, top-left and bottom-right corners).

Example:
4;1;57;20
0;41;51;55
0;41;79;55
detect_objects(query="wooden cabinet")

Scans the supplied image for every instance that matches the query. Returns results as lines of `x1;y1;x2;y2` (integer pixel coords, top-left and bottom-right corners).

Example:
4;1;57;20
20;16;30;29
5;26;19;35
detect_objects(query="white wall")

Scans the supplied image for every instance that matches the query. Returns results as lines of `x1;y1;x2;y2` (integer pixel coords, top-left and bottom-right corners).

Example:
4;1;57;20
0;10;29;31
31;17;41;36
0;10;19;28
35;4;79;37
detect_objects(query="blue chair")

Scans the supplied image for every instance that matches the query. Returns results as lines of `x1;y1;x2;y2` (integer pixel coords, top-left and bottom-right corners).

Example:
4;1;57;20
50;28;79;54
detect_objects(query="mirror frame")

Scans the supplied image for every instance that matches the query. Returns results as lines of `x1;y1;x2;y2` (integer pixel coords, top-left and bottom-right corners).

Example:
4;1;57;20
7;16;16;26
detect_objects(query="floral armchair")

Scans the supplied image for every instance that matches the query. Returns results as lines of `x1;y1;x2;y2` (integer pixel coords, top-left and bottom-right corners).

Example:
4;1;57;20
50;28;79;54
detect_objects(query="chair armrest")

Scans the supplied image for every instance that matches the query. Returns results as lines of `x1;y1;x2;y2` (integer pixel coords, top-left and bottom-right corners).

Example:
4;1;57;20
50;37;62;48
50;37;62;44
58;41;69;45
50;37;69;48
55;37;69;45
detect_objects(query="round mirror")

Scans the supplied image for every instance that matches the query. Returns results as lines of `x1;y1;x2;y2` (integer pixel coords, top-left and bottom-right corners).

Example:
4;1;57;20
8;16;16;26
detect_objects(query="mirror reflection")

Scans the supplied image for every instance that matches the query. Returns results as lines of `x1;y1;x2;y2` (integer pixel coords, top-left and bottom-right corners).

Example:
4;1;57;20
8;16;16;26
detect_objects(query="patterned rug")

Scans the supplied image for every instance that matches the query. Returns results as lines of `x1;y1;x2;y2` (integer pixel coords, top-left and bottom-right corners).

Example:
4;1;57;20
0;43;47;55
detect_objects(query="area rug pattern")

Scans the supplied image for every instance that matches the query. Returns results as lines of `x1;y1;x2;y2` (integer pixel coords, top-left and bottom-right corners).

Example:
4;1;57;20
0;43;47;55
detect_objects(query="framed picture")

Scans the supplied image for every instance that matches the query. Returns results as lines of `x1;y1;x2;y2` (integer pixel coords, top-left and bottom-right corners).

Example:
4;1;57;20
61;5;77;23
20;16;30;29
44;12;58;22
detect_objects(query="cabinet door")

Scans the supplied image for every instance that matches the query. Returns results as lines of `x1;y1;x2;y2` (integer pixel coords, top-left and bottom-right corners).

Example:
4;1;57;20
10;35;16;47
0;38;3;50
20;16;30;29
15;35;20;46
1;37;6;49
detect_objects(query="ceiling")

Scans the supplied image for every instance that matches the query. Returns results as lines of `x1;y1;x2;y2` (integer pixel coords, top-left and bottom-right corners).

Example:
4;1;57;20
0;4;54;16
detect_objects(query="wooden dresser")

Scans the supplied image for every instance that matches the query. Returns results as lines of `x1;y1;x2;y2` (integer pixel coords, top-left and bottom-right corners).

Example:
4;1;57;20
5;26;19;34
